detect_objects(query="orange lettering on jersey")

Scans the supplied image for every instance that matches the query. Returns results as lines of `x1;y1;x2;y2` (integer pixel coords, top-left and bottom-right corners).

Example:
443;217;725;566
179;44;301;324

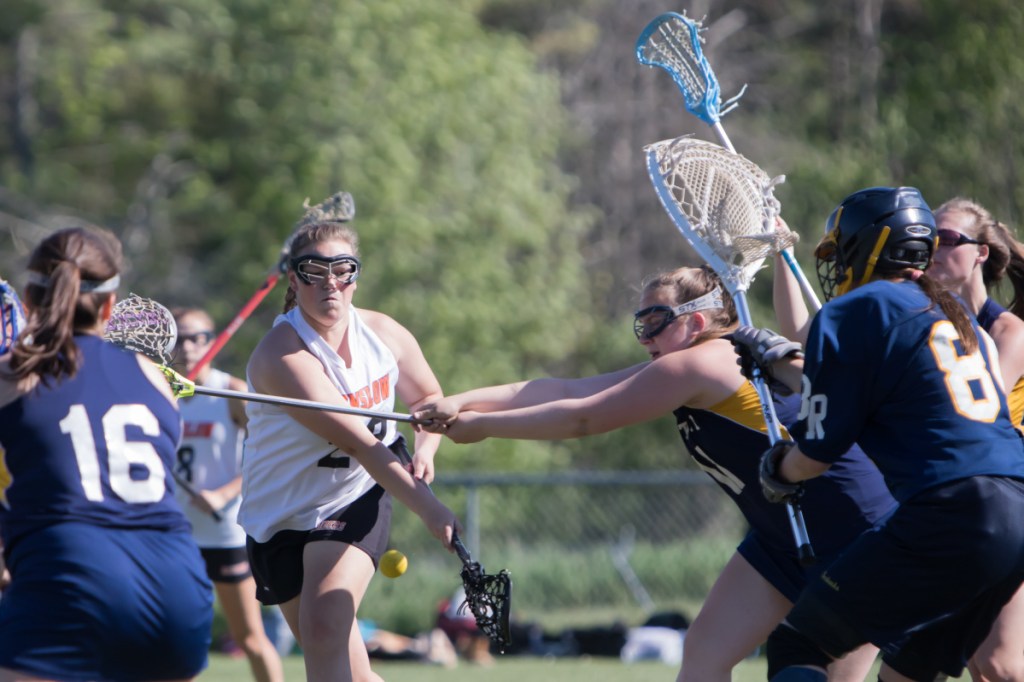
341;374;391;410
183;422;214;438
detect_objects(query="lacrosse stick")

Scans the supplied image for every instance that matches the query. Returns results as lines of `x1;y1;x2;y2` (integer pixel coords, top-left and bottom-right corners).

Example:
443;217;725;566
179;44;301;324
452;532;513;652
389;440;513;651
187;191;357;380
104;293;424;424
0;278;27;355
644;136;814;565
105;293;178;365
171;469;224;522
636;12;821;312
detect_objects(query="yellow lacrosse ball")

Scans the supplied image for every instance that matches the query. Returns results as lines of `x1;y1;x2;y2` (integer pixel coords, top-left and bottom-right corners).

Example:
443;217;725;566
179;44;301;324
380;549;408;578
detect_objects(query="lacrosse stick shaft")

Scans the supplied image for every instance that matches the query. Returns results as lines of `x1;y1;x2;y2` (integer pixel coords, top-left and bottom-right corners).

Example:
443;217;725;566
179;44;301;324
780;250;822;312
183;383;424;424
710;122;735;153
186;270;282;380
733;295;814;565
171;470;223;522
452;531;473;567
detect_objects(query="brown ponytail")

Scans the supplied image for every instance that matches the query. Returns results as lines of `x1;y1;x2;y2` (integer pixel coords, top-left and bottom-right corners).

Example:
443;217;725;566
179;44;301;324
10;227;122;382
912;272;979;354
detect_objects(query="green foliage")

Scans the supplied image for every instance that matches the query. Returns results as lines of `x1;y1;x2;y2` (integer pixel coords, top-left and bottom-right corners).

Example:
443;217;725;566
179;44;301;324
1;0;602;470
5;0;1024;475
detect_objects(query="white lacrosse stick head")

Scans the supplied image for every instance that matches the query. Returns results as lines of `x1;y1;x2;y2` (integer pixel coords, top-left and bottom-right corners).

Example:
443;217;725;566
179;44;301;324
104;293;177;364
644;136;792;294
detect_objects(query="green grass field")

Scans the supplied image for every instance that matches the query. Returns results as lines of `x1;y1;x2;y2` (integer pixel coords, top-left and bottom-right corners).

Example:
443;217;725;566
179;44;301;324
198;652;919;681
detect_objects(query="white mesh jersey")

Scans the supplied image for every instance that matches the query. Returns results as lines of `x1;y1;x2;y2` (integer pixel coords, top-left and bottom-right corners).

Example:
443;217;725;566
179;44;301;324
238;306;399;543
175;368;247;548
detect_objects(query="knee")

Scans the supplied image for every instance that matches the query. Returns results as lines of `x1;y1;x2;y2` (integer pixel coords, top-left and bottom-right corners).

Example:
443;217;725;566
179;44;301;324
300;612;351;652
237;631;273;660
677;635;733;682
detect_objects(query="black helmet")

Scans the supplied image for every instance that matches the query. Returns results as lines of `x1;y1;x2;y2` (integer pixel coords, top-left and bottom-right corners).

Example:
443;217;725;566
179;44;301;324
815;186;936;301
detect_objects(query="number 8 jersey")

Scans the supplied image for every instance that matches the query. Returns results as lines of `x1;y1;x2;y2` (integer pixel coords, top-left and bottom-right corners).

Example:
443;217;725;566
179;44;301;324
0;335;189;547
791;280;1024;503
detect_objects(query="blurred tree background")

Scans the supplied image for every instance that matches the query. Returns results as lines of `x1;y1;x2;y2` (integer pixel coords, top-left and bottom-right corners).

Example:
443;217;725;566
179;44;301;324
2;0;1022;473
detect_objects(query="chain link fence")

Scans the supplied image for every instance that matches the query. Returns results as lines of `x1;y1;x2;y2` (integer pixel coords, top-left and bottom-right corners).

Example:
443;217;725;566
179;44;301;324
363;471;747;634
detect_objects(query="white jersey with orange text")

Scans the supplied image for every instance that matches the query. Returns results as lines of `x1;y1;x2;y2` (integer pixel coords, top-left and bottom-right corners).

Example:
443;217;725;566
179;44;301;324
238;306;399;543
176;368;247;548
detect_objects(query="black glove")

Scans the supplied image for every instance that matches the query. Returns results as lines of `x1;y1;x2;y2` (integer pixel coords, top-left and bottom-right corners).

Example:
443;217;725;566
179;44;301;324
728;326;804;390
759;439;804;504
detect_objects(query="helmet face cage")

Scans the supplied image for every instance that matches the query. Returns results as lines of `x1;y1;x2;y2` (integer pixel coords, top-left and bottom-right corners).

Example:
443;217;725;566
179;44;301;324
815;215;845;302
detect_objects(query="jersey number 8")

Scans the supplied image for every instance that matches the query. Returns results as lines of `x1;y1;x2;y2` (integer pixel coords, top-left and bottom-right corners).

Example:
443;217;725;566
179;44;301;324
929;320;1002;423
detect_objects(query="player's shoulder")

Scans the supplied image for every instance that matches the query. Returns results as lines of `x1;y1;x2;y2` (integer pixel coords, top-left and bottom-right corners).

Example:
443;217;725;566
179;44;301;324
0;356;37;410
356;307;414;345
825;280;929;328
988;307;1024;345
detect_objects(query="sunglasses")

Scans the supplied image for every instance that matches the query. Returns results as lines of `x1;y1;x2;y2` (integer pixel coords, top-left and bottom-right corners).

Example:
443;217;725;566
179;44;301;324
936;229;981;248
176;330;214;346
290;255;361;285
633;287;724;340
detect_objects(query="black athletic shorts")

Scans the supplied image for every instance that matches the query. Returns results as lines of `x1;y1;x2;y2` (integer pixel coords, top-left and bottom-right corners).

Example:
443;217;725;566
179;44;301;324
246;484;392;605
199;546;252;584
786;475;1024;680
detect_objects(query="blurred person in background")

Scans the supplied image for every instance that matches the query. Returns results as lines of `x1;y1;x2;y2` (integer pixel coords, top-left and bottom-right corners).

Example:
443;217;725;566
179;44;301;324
171;306;284;682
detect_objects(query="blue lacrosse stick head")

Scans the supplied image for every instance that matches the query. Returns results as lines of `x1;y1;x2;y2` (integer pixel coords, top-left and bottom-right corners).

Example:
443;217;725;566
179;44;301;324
0;278;27;354
636;12;724;126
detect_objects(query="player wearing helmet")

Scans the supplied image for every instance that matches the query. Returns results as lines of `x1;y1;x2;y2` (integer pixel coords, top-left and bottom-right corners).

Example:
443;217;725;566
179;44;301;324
732;187;1024;682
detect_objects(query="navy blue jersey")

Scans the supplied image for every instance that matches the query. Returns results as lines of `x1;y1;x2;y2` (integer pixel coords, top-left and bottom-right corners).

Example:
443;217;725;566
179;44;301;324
977;297;1024;426
0;335;190;547
674;383;895;557
792;280;1024;502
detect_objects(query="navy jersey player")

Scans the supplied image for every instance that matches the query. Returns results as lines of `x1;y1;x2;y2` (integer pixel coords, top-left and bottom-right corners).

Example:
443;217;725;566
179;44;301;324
415;264;894;682
733;187;1024;682
0;227;212;681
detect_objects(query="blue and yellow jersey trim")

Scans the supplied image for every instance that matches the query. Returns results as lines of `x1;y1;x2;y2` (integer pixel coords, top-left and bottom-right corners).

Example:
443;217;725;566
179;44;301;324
705;381;793;439
0;446;10;509
1008;376;1024;429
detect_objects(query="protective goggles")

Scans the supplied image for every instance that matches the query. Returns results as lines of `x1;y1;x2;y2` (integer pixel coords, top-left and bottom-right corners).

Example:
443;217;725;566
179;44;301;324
633;287;724;340
290;255;361;285
936;229;980;248
175;330;214;346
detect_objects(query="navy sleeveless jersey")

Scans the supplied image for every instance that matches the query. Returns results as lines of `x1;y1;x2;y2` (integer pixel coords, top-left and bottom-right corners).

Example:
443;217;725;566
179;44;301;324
0;335;189;547
674;383;896;555
792;280;1024;502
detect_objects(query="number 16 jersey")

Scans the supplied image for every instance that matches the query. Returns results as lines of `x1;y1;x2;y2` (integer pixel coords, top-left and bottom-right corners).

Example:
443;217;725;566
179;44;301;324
0;335;189;548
